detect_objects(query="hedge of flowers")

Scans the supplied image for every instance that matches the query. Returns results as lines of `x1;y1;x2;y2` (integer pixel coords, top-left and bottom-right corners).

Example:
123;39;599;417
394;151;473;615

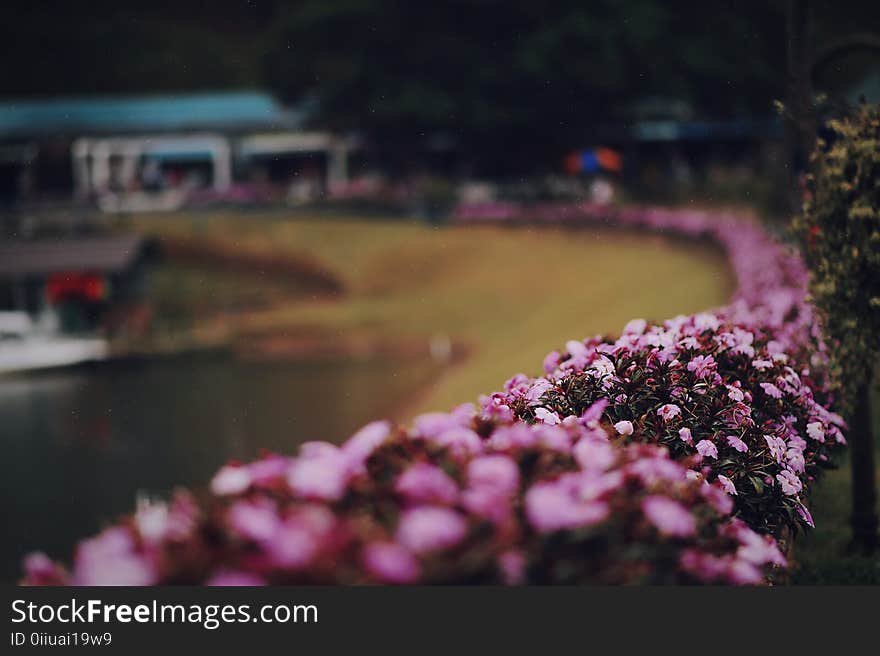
22;204;845;586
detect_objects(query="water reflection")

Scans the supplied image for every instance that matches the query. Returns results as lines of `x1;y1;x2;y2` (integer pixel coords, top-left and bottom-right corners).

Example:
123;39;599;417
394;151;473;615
0;353;441;581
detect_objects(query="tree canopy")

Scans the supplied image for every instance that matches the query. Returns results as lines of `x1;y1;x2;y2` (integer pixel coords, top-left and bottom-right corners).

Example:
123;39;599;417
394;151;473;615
2;1;878;171
263;0;788;170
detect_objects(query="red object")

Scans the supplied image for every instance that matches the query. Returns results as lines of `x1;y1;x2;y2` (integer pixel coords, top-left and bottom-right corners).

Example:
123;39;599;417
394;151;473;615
46;272;107;304
563;152;582;175
596;147;623;173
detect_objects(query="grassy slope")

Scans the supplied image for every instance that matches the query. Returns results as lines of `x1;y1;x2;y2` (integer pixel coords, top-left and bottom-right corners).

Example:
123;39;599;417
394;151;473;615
133;213;733;414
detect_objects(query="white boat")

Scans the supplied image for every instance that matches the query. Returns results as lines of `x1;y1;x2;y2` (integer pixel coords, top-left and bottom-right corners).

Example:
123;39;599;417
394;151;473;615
0;312;108;374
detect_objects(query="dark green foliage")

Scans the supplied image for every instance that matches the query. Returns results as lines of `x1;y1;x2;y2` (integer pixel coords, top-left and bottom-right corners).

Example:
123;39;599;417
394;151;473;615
793;104;880;411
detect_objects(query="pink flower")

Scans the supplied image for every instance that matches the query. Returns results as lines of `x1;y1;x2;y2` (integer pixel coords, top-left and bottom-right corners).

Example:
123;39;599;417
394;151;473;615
763;435;787;462
776;470;803;496
727;435;749;452
573;438;617;472
717;475;738;495
760;382;783;399
796;502;815;528
534;407;561;425
412;412;464;438
806;421;825;442
696;439;718;459
134;501;171;545
578;399;609;426
498;550;526;585
396;463;459;505
72;528;156;586
525;379;554;404
565;339;588;357
22;552;67;585
342;420;391;470
265;517;321;569
287;448;351;501
726;385;745;402
429;427;484;458
678;427;693;445
727;560;764;585
623;318;648;335
479;394;514;422
210;465;251;496
396;507;467;554
726;402;754;429
701;482;734;514
786;447;806;474
730;522;787;567
247;455;293;487
467;455;520;497
694;312;720;332
228;498;279;543
614;420;634;436
362;542;421;584
533;425;572;452
462;486;510;523
657;404;681;422
524;478;610;533
687;354;716;378
543;350;561;373
641;496;696;537
461;455;520;523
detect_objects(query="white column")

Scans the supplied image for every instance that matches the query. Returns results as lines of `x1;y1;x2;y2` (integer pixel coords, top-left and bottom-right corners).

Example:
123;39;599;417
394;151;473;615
327;140;348;196
71;139;91;198
91;142;111;192
213;139;232;191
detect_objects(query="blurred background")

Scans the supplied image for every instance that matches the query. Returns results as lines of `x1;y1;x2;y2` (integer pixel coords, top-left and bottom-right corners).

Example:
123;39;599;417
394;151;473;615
1;0;878;581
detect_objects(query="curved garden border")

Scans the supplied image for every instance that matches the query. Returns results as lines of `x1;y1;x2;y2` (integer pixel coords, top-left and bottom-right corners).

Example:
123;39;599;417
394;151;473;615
22;204;846;586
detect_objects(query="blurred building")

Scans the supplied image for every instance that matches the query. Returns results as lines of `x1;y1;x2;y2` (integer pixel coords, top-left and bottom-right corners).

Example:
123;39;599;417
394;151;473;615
562;96;787;204
0;91;354;210
0;234;157;372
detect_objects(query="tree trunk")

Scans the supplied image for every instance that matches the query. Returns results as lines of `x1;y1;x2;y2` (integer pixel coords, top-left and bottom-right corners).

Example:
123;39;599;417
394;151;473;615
850;380;879;553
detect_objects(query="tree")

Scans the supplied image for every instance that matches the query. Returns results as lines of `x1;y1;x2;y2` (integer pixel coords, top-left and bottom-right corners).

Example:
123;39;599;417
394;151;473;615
262;0;788;175
793;104;880;552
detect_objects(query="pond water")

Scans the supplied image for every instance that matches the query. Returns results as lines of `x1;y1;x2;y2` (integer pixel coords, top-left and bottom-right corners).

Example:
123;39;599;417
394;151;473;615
0;353;441;582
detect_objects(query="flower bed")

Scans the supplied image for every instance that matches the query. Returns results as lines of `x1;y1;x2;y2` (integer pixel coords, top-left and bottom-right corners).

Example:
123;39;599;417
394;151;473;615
22;204;845;586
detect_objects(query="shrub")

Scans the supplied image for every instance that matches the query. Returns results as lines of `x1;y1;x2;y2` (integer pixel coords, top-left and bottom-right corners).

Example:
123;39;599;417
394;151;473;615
792;103;880;409
494;312;844;538
22;416;785;586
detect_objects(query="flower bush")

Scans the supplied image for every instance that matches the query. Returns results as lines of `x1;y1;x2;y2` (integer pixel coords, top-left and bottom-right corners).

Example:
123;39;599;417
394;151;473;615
22;204;844;586
489;312;844;537
458;203;845;537
22;415;786;585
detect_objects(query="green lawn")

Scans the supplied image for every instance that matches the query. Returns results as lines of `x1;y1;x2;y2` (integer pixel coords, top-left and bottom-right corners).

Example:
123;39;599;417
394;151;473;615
133;212;734;413
791;380;880;584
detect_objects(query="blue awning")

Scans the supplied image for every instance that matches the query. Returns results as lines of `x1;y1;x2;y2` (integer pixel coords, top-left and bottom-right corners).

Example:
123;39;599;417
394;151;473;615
0;92;301;138
633;118;783;142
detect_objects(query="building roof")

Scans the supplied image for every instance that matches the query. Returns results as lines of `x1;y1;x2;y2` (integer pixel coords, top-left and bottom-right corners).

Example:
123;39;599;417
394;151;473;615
0;234;151;277
586;117;784;145
0;92;302;138
632;118;784;142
